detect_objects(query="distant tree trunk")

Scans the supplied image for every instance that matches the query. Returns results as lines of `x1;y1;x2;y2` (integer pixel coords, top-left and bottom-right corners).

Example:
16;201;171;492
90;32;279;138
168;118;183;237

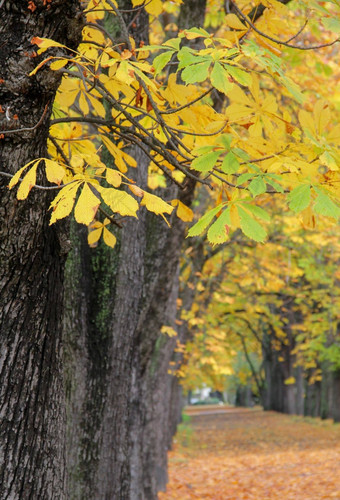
331;369;340;422
0;2;83;498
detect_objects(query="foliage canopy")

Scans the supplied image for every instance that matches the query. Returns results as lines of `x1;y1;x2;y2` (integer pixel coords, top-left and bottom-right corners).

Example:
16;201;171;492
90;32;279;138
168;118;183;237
4;0;340;248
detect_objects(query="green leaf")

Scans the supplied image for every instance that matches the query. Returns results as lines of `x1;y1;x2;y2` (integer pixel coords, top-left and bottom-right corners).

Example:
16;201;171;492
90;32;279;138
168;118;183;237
187;204;224;237
221;152;239;174
225;65;252;87
313;189;340;219
191;151;221;172
192;145;215;155
153;50;173;75
207;208;231;245
288;184;311;213
211;62;233;95
322;17;340;34
244;204;270;222
181;60;211;84
216;134;233;150
266;176;284;193
232;148;250;161
248;176;267;196
163;37;181;50
177;47;207;69
182;27;211;38
320;150;338;171
283;76;305;104
238;206;267;242
237;173;254;186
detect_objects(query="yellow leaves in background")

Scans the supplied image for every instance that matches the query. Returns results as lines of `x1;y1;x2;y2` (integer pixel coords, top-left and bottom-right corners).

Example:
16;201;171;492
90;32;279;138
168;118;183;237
131;0;164;16
88;219;117;248
161;325;178;337
171;199;194;222
101;136;137;173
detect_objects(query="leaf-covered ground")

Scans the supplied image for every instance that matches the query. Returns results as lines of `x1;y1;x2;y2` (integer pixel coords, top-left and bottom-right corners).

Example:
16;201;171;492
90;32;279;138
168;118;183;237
159;406;340;499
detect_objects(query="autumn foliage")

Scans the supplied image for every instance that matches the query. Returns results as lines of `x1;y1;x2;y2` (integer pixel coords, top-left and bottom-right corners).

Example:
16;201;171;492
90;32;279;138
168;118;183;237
160;406;340;499
5;0;340;247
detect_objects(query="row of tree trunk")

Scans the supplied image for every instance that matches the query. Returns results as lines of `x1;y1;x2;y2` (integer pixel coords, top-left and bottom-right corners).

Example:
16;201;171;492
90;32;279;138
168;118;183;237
0;1;205;499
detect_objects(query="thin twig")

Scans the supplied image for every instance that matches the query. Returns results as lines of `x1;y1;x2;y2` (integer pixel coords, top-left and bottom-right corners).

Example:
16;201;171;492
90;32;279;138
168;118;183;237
232;2;339;50
0;170;70;190
0;104;49;136
99;206;123;228
169;121;228;137
160;88;213;115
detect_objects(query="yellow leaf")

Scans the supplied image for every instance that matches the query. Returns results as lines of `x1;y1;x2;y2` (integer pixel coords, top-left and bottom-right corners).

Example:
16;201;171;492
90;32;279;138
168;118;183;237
17;162;39;200
161;325;178;337
129;184;144;197
103;227;117;248
101;187;139;217
225;13;247;30
284;376;296;385
79;91;89;115
49;59;69;71
74;183;100;225
49;182;80;225
141;191;174;216
87;93;106;118
299;109;314;134
145;0;163;16
31;36;67;54
171;199;194;222
230;204;240;229
45;159;66;185
101;136;128;173
115;60;135;85
106;168;122;187
88;227;103;246
8;159;39;190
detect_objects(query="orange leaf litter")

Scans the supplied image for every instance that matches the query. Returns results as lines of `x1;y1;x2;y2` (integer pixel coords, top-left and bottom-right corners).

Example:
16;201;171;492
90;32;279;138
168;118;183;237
159;406;340;500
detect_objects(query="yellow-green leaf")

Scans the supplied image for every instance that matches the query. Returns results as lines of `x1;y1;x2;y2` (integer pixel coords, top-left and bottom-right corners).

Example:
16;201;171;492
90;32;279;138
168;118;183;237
211;62;233;95
141;191;174;216
101;187;139;217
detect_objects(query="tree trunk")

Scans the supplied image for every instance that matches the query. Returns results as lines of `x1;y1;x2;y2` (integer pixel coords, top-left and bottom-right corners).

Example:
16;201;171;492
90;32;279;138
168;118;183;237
0;2;83;498
331;369;340;422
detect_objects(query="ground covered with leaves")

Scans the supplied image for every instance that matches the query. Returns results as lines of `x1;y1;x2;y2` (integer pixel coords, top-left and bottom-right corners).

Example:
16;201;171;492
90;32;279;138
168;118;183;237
159;406;340;500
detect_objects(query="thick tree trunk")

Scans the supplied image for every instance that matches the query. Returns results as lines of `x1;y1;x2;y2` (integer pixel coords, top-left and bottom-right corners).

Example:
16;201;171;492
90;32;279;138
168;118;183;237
0;2;83;498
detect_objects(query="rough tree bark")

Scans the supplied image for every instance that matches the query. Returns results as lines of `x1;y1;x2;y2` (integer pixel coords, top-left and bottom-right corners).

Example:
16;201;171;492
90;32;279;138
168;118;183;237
0;2;83;498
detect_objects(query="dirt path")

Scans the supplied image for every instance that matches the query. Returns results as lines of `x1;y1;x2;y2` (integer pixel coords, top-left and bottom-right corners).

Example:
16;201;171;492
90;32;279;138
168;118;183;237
159;406;340;499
